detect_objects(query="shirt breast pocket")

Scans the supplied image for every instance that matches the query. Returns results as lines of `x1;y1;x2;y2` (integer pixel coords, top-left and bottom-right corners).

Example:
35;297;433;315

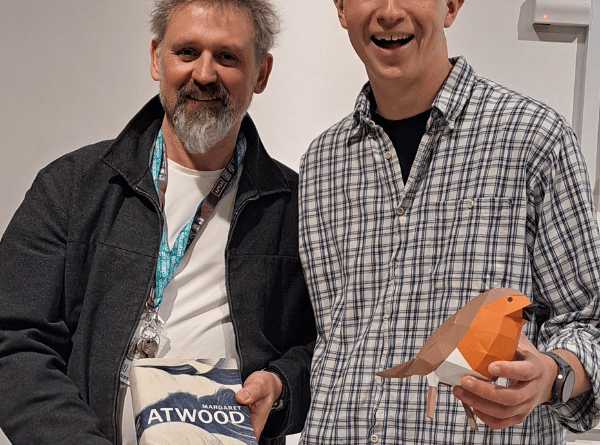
431;197;513;291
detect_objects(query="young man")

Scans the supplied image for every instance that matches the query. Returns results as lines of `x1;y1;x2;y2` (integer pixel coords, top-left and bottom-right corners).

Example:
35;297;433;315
298;0;600;443
0;1;315;444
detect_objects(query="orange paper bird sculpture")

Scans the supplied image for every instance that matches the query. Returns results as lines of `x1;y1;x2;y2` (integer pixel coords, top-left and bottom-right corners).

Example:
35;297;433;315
377;288;537;430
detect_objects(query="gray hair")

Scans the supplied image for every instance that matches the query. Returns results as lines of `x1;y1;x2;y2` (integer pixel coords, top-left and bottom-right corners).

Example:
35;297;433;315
150;0;280;65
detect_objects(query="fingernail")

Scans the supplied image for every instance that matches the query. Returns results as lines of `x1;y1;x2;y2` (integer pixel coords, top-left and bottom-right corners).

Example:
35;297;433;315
237;390;250;403
463;377;473;389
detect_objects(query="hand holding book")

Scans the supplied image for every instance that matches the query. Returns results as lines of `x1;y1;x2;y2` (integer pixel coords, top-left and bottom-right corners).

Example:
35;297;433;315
235;370;283;439
130;358;261;444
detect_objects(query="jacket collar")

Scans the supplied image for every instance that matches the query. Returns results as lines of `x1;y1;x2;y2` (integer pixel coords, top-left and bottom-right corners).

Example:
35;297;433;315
100;95;290;202
236;113;291;204
100;96;163;195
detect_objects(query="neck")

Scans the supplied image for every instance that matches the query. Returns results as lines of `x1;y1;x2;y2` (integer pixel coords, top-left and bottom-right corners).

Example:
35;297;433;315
370;59;453;121
160;117;239;171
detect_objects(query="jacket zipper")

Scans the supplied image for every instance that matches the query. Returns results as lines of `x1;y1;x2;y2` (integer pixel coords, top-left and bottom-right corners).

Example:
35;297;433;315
226;193;259;376
112;184;162;444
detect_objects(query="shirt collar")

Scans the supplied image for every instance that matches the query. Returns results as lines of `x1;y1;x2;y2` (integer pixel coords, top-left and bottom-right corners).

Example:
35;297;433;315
351;56;475;132
351;82;376;129
432;56;475;131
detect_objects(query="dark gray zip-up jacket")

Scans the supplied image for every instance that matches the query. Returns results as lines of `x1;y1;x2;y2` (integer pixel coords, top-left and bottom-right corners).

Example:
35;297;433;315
0;96;316;445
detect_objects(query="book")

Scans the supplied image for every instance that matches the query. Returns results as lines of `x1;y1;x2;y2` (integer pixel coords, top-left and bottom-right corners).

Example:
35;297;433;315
129;358;258;445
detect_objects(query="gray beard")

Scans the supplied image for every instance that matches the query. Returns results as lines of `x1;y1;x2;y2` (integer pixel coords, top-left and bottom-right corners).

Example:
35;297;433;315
160;79;248;155
171;100;235;155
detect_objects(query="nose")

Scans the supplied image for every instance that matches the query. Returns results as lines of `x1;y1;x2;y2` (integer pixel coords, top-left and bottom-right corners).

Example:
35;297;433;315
376;0;407;28
192;51;218;85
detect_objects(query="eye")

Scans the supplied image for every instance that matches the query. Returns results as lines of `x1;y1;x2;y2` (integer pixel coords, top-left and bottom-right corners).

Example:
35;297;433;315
177;48;198;61
217;52;239;66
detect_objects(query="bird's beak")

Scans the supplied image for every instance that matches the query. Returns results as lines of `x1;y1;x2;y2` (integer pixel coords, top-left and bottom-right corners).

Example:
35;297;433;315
522;303;539;322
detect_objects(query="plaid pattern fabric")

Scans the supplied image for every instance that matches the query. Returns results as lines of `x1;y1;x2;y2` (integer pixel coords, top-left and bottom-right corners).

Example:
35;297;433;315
298;57;600;445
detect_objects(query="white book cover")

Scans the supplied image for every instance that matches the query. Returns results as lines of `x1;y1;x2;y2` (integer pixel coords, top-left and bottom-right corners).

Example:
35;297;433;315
130;358;257;445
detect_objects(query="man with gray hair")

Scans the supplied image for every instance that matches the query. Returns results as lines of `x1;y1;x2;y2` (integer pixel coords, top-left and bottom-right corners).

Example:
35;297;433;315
0;1;315;444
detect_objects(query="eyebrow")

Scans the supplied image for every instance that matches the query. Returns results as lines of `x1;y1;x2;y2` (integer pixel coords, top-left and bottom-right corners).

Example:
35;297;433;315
170;38;247;55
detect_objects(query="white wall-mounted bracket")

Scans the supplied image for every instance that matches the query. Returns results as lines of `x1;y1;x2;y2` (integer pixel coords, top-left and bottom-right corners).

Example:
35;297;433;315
533;0;591;27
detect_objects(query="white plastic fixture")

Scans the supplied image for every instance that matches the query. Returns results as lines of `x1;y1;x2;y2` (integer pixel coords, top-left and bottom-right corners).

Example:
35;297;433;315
533;0;591;26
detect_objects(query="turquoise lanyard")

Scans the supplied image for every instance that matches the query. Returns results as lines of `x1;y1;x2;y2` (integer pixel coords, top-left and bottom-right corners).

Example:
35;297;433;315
150;129;246;309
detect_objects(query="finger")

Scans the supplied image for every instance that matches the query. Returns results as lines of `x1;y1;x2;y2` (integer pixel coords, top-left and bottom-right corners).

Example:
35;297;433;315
472;406;529;430
234;371;283;440
235;387;253;405
247;404;271;440
236;378;268;405
454;383;533;420
487;360;538;382
457;376;536;408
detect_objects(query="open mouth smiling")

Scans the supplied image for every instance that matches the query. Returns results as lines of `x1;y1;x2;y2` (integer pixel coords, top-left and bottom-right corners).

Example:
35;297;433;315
371;34;415;49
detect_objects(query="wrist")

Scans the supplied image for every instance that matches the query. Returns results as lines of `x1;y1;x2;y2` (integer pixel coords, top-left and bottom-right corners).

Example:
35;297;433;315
263;367;287;411
540;351;559;404
541;350;576;406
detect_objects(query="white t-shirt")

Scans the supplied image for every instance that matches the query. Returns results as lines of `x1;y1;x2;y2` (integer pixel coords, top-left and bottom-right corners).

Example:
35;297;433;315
121;159;240;445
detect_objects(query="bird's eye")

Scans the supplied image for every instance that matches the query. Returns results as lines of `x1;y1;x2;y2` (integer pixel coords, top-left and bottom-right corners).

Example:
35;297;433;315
507;297;513;302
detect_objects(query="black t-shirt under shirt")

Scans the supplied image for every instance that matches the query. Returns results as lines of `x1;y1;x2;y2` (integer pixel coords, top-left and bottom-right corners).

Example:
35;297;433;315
372;108;431;184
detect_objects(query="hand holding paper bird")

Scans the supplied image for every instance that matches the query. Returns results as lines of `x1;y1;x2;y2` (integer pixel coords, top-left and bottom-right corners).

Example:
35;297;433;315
377;288;537;430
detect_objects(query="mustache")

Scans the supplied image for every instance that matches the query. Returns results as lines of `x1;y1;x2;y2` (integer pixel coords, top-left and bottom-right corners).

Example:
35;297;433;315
177;81;230;107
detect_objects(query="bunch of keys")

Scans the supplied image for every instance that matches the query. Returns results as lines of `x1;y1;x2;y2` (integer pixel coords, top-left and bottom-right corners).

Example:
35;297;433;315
136;327;159;359
136;304;161;359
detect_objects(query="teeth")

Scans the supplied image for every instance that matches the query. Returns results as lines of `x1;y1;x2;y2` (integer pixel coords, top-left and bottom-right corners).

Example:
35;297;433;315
379;35;411;42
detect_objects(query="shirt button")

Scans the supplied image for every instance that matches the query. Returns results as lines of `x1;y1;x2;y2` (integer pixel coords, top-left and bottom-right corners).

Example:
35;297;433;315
396;207;405;216
384;151;393;160
370;435;380;443
466;199;475;209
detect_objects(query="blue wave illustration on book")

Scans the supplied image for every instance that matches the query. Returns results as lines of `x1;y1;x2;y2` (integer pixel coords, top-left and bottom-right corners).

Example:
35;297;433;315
136;359;241;385
136;387;256;444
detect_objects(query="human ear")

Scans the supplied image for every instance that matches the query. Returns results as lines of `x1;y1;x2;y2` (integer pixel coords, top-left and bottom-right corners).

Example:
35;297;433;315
444;0;464;28
253;53;273;94
333;0;348;29
150;38;161;81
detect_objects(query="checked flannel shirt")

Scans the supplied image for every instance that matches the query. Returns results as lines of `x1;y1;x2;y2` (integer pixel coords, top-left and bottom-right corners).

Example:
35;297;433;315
298;56;600;445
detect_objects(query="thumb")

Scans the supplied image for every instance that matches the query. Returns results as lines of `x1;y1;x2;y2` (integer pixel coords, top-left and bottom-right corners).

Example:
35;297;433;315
235;387;253;405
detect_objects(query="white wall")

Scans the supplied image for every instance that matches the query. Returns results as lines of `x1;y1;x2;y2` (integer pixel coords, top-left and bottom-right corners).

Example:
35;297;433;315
0;0;598;234
1;1;598;444
0;0;157;234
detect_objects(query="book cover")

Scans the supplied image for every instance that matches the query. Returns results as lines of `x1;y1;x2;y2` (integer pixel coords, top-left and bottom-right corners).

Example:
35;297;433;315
129;358;258;445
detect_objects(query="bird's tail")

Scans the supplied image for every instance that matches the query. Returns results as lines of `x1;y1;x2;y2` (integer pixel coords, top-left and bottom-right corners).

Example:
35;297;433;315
376;359;416;378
